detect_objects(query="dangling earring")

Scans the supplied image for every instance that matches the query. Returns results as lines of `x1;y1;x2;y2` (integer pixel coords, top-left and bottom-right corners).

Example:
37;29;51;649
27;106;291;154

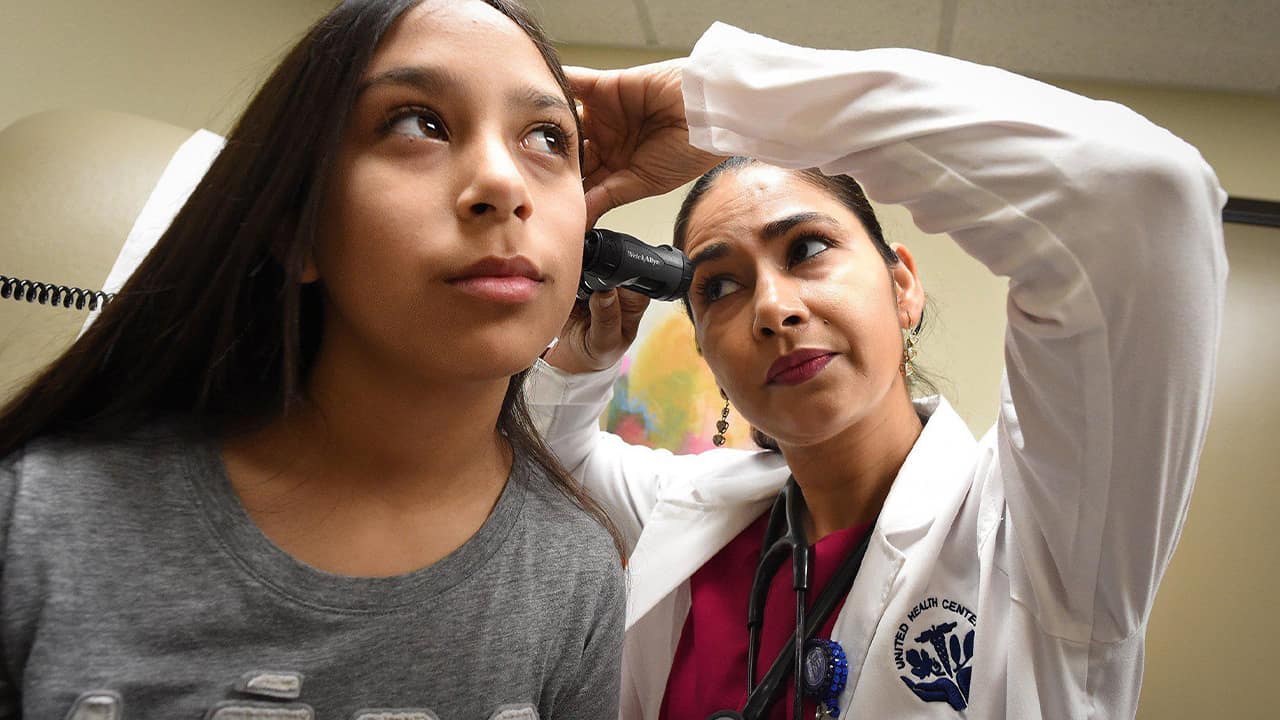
712;389;731;447
901;332;919;379
901;307;924;379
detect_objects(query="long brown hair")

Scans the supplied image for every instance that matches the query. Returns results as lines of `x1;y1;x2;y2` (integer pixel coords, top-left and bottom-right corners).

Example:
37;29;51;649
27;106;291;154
0;0;625;558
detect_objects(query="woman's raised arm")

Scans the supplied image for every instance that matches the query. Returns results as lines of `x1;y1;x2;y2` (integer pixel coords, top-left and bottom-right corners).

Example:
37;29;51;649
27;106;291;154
679;22;1227;642
540;22;1227;641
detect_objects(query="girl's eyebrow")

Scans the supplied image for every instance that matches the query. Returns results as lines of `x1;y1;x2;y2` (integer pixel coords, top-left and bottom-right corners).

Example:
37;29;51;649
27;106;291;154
357;65;572;117
358;65;456;98
508;85;574;117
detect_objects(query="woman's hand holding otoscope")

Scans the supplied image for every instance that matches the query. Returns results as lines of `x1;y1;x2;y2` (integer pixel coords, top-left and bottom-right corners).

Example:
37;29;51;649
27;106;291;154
549;227;689;375
548;56;718;374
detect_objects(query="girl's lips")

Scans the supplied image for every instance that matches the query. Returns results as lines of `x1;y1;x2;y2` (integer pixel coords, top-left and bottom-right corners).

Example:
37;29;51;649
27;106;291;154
448;276;542;304
766;350;837;386
447;255;544;304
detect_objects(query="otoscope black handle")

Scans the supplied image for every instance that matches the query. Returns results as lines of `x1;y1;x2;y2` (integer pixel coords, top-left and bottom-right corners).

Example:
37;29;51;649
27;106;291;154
577;228;692;301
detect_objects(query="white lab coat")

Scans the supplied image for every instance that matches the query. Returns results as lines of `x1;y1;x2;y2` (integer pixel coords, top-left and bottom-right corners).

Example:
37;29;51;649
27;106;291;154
527;23;1227;720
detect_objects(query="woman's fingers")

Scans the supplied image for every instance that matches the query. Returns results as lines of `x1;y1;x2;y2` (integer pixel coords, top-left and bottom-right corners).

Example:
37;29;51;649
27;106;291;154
585;289;651;364
543;288;651;374
583;171;637;228
564;65;604;100
571;60;723;219
585;290;623;355
616;288;652;342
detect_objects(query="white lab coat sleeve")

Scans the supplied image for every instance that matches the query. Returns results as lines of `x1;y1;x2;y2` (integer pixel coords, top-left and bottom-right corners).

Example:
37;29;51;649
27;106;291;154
527;358;717;552
527;359;787;557
683;23;1227;642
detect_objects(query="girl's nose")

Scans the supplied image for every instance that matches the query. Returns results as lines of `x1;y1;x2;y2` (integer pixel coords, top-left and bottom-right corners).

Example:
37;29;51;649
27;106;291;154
456;136;533;222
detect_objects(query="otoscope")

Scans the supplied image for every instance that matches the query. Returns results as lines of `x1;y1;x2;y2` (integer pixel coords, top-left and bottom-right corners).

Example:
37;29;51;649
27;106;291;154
578;228;692;302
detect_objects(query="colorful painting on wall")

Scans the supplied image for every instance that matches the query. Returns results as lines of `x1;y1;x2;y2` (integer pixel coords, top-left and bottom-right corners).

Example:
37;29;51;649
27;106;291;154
601;301;756;453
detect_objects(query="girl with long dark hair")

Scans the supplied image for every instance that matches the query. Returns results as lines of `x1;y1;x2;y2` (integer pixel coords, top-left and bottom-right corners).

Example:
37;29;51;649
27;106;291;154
0;1;623;717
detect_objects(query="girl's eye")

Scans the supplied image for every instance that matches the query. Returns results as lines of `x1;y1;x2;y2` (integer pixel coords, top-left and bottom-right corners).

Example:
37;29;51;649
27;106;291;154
698;276;743;304
522;124;571;156
787;235;832;266
386;108;447;141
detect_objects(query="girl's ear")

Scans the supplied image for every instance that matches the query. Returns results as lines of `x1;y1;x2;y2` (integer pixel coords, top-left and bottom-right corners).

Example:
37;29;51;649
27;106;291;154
889;243;924;329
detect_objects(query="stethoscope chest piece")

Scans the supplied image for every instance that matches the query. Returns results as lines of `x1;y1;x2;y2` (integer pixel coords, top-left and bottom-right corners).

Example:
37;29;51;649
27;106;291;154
802;638;849;718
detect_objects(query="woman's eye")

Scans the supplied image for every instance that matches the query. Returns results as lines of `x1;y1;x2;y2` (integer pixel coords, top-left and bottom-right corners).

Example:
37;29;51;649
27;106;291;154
386;109;447;141
787;235;832;266
699;276;743;304
522;124;571;156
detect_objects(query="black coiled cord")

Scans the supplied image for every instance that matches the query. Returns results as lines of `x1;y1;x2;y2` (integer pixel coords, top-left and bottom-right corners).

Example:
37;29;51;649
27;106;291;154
0;274;113;311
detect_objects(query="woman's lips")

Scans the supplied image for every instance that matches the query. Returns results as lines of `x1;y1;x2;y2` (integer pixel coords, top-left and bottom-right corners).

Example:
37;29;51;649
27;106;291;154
766;349;838;386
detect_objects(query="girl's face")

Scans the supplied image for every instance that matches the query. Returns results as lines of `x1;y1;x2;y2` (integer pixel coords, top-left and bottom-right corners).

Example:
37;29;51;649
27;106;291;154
312;0;585;386
684;165;923;448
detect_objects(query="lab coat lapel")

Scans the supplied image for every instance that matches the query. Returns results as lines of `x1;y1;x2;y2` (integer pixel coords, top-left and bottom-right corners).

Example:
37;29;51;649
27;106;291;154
624;457;786;720
827;529;906;699
624;494;776;720
833;397;979;712
624;494;774;629
624;452;789;629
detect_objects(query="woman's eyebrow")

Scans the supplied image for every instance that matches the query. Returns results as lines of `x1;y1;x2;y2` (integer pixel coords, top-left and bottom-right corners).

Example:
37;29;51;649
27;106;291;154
689;242;731;269
760;211;841;241
690;212;841;267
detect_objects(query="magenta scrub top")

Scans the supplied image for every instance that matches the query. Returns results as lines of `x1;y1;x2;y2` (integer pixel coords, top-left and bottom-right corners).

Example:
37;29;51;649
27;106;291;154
659;511;871;719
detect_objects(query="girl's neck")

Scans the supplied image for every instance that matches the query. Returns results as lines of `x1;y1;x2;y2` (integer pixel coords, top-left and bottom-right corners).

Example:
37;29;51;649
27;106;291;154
219;337;518;577
285;359;511;496
779;390;923;542
260;326;517;496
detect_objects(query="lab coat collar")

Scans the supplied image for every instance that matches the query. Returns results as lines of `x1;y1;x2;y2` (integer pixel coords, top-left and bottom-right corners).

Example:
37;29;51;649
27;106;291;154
625;438;792;628
624;483;780;628
876;395;977;548
623;396;975;629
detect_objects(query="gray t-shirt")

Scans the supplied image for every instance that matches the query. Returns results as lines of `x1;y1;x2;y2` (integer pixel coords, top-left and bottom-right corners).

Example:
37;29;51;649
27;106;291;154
0;426;623;719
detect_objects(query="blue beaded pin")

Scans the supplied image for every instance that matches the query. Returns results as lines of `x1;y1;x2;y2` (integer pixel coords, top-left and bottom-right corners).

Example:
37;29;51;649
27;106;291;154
801;638;849;719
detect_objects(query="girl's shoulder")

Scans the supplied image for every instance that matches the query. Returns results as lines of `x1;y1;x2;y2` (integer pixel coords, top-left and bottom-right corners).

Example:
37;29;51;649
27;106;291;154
1;423;199;531
513;451;623;570
4;422;189;480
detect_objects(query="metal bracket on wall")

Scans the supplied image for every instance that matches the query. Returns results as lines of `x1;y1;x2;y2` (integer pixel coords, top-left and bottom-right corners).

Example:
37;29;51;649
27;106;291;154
1224;197;1280;228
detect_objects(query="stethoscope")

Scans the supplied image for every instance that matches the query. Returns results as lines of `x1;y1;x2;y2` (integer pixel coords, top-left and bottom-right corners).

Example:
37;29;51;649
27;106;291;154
707;476;875;720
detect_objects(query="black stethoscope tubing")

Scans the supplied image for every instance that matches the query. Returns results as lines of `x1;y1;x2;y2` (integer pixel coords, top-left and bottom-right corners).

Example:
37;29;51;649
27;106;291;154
708;476;876;720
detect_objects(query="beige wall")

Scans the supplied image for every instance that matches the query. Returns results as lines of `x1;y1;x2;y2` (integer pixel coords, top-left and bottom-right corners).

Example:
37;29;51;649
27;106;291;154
1141;221;1278;719
0;0;330;135
1;4;1277;717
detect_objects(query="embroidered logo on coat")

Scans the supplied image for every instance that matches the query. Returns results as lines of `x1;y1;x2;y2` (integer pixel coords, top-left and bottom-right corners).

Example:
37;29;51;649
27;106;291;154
892;596;977;711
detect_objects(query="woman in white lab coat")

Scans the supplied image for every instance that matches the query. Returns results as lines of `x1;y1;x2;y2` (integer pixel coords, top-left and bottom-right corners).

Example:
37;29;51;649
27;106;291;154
529;22;1227;720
